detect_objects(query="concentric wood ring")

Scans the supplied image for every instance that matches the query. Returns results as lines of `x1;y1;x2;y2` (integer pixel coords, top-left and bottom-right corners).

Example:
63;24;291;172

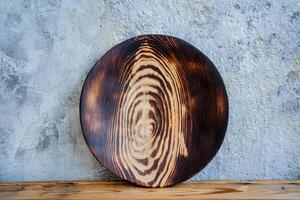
80;35;228;187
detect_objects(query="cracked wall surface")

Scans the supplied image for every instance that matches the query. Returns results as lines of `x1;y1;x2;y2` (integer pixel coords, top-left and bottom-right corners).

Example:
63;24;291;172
0;0;299;182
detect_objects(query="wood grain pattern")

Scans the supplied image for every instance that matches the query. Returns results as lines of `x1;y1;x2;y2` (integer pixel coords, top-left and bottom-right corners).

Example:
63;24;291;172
1;180;299;200
80;35;229;187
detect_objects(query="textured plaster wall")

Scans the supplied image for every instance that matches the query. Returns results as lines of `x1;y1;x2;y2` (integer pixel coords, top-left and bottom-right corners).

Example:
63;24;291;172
0;0;299;182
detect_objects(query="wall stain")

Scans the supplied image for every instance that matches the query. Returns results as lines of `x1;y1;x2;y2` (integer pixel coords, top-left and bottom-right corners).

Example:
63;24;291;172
37;121;59;152
290;11;300;23
276;69;300;114
0;129;10;158
33;0;62;52
0;54;28;106
15;120;60;159
1;11;27;61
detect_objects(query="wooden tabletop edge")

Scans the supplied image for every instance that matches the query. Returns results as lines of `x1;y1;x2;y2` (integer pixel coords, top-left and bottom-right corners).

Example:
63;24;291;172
0;179;299;200
1;179;299;185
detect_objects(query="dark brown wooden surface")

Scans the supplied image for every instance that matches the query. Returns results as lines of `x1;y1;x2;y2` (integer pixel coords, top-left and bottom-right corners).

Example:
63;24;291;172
80;35;228;187
1;180;299;200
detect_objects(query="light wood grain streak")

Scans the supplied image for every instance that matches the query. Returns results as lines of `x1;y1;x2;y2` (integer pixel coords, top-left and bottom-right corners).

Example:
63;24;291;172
110;42;190;187
0;180;299;200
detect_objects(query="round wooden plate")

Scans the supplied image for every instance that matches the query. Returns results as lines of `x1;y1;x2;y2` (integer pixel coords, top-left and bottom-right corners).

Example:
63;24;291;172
80;35;228;187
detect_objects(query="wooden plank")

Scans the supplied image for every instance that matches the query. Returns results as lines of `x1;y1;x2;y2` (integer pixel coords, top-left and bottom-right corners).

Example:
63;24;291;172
0;180;299;200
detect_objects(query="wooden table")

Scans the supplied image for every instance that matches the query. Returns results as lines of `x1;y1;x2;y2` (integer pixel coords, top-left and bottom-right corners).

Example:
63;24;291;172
0;180;299;199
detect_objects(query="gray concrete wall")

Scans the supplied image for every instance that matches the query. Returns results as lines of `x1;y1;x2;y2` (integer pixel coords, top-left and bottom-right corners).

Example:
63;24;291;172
0;0;299;182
